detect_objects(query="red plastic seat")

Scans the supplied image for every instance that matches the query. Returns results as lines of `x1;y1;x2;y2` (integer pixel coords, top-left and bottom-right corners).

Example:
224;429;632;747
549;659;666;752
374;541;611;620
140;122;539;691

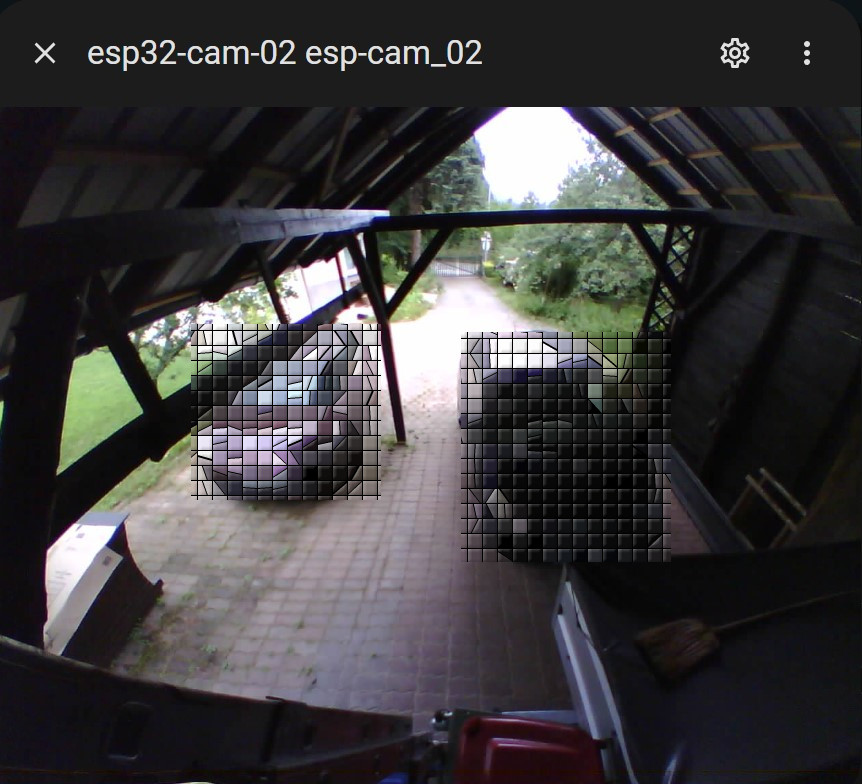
452;715;605;784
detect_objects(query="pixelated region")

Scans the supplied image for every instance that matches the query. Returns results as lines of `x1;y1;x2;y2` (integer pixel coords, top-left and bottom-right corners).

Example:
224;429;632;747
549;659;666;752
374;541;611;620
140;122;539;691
460;332;670;563
191;324;379;500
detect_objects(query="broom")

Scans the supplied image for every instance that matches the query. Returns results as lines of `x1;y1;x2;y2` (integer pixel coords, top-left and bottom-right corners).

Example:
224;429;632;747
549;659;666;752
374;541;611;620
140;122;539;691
635;589;858;682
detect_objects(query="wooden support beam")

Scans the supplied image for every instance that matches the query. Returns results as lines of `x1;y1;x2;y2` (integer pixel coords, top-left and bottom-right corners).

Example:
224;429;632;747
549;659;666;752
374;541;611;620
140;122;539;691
204;107;413;300
347;235;407;444
0;207;385;301
699;235;815;484
772;107;861;225
84;273;172;446
53;281;370;541
627;222;685;305
682;230;775;322
334;254;347;295
254;246;290;324
52;385;190;546
317;107;357;204
791;355;861;505
681;107;792;215
385;228;452;317
611;107;731;209
259;109;494;291
110;107;311;317
363;230;385;297
0;278;87;645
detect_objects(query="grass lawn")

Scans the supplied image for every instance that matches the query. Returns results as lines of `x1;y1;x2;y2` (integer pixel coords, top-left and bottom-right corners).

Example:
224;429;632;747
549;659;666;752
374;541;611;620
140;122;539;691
485;274;646;333
0;348;193;512
368;257;443;322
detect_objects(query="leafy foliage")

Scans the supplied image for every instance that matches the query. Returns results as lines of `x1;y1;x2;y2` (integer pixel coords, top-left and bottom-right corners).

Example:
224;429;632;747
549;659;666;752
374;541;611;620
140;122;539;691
131;278;296;382
379;138;488;267
504;139;662;302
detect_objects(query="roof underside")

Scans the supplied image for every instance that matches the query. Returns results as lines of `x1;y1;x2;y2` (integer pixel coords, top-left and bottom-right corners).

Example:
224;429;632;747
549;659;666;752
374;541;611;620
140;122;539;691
1;106;860;375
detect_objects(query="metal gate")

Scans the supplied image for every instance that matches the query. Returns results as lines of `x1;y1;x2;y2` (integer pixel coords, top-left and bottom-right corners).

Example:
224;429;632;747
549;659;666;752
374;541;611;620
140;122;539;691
432;258;481;277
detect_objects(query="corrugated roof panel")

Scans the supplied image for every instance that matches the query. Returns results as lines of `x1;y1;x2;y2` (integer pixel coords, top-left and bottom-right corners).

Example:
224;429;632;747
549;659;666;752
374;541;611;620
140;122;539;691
116;108;194;147
695;155;751;192
112;166;196;213
264;107;333;166
208;108;260;154
160;108;239;151
156;168;205;210
63;108;129;143
2;105;859;380
67;168;146;219
17;165;83;227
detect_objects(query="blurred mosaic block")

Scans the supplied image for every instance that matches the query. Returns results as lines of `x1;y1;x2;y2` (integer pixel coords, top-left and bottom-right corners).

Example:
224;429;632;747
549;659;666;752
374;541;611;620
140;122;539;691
459;332;670;563
191;324;379;500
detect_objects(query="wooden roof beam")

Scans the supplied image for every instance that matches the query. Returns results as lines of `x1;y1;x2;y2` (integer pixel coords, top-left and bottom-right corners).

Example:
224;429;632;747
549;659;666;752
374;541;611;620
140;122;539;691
566;107;690;208
680;107;792;214
772;107;861;224
612;107;731;209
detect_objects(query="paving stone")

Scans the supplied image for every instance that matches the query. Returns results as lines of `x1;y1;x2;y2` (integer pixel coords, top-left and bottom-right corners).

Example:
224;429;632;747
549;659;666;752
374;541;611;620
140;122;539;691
111;279;708;727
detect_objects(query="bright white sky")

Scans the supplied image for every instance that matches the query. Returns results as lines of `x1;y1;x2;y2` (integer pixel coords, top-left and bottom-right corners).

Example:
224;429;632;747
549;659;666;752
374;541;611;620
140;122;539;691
474;107;593;205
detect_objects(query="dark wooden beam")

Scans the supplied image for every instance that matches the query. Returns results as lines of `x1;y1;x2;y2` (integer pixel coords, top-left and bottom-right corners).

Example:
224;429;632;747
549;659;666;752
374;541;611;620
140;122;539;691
347;235;407;444
0;208;386;301
0;278;87;645
699;235;815;484
0;108;79;230
386;228;452;317
611;107;731;209
52;281;370;540
367;208;860;246
683;230;775;321
84;273;170;436
790;356;861;505
52;385;190;546
317;107;357;204
640;276;663;334
254;247;290;324
110;108;311;316
565;107;689;208
269;109;501;282
772;107;861;225
681;107;792;215
203;107;412;300
363;230;385;296
627;221;685;304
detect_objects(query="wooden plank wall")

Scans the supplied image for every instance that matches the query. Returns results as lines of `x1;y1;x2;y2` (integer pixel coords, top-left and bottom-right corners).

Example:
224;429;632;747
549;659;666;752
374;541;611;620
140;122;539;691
672;224;861;520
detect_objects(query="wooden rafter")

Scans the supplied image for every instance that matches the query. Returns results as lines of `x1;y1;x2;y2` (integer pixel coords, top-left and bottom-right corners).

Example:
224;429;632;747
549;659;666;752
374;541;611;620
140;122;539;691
773;107;861;224
611;107;730;209
680;107;792;215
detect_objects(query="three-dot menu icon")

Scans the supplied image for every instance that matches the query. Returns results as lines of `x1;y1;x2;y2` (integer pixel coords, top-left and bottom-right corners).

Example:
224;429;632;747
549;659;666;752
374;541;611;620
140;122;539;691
804;41;812;66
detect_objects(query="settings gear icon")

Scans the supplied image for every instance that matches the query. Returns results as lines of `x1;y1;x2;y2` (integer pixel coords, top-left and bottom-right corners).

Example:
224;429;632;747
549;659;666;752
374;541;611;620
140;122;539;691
721;38;750;68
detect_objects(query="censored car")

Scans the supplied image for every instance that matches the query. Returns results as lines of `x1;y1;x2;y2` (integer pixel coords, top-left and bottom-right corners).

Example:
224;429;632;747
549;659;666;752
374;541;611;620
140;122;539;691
459;331;669;562
192;323;379;500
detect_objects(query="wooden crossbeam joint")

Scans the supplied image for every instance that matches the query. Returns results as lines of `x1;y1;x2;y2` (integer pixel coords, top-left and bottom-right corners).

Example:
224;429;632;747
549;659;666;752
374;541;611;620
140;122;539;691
84;274;174;460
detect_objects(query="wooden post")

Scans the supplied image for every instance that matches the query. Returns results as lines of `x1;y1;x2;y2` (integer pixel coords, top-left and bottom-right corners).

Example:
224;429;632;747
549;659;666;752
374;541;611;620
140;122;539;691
255;247;290;324
347;235;407;444
0;278;87;646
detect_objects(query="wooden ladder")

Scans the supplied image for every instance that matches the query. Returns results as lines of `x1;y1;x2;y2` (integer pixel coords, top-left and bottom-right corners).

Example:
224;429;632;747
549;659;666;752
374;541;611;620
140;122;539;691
729;467;807;549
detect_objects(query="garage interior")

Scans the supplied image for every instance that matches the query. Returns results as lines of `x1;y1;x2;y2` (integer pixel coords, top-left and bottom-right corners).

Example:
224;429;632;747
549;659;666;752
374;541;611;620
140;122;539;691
0;107;859;783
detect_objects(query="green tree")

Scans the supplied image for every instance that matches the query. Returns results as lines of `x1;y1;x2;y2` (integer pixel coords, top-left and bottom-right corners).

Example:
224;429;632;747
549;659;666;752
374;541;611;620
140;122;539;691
131;277;296;382
512;139;662;302
379;138;488;267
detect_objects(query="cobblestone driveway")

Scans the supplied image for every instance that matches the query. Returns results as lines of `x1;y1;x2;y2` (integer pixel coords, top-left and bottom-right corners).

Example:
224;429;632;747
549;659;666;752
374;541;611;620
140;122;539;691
112;277;706;732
